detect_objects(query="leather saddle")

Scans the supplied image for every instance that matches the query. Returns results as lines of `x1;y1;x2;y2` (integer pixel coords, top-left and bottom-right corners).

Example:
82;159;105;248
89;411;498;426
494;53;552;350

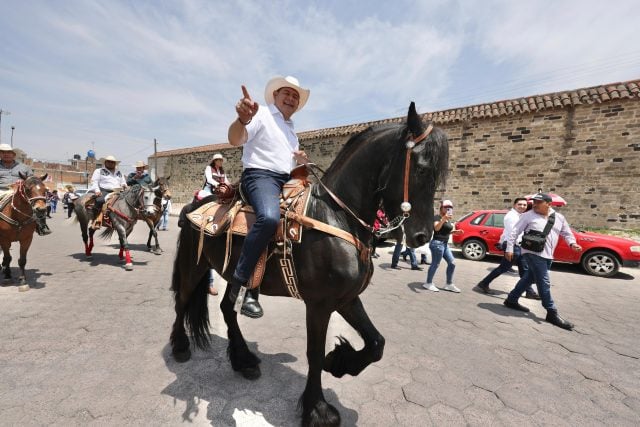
83;192;119;228
186;167;312;291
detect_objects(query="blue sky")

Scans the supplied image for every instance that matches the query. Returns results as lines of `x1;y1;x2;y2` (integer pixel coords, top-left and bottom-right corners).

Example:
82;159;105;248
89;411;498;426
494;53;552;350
1;0;638;172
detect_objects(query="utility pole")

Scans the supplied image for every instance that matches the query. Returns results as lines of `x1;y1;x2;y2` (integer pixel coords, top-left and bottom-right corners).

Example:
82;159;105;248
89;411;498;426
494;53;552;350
153;138;158;180
0;109;11;143
10;126;15;148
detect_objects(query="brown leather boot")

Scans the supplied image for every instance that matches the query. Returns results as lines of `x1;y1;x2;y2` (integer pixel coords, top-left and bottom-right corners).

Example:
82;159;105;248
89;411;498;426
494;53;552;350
92;205;108;229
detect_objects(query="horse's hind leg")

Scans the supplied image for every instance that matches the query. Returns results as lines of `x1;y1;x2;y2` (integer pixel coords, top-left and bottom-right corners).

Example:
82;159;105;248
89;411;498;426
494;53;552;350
114;221;133;270
301;303;340;427
324;296;385;378
220;289;261;379
1;243;12;283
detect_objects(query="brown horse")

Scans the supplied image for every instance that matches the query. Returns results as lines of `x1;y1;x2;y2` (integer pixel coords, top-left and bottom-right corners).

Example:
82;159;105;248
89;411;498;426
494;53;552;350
0;173;48;291
137;177;171;254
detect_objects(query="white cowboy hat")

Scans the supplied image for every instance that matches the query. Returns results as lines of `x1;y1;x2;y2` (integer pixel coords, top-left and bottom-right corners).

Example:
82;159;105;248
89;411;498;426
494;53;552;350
211;153;224;162
264;75;310;112
0;143;15;153
104;155;117;162
134;160;146;168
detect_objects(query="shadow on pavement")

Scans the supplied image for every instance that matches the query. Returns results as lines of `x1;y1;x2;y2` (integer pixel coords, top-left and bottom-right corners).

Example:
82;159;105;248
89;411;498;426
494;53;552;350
477;302;544;325
69;252;149;269
0;269;51;290
161;336;358;426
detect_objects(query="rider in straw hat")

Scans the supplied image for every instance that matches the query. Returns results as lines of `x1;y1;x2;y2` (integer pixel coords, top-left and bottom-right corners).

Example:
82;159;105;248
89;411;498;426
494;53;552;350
127;160;153;187
0;143;51;235
225;75;310;318
89;155;127;229
202;153;230;196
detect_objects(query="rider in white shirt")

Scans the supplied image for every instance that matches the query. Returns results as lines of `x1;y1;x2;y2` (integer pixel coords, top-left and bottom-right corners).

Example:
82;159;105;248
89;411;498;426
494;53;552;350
89;155;127;228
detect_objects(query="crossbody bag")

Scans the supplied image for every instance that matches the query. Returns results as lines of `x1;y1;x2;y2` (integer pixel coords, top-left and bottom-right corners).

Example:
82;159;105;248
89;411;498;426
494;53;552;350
520;213;556;252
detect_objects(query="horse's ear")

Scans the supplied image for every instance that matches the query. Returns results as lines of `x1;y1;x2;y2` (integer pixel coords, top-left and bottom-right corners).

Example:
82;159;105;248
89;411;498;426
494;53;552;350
153;178;159;186
406;102;425;138
165;176;170;181
19;172;27;180
41;173;48;182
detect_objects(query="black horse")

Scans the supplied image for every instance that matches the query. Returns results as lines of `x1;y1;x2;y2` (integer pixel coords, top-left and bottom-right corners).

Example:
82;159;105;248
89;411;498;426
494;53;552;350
170;103;448;426
73;184;146;270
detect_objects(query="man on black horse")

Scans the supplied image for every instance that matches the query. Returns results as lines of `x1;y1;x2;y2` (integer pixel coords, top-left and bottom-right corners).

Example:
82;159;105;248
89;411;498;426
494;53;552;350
89;155;127;229
226;76;310;318
0;143;51;235
127;160;153;187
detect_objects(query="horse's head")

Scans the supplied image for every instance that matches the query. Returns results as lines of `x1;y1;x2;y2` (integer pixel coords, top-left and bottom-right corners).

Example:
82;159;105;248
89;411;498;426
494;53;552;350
380;103;449;248
154;176;171;200
18;172;49;215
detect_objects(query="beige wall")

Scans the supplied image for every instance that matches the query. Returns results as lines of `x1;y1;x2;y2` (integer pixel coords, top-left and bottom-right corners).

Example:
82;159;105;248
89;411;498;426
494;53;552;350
153;98;640;229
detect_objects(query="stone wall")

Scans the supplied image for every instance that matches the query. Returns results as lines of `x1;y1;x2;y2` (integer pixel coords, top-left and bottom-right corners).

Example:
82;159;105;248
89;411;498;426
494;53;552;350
152;86;640;229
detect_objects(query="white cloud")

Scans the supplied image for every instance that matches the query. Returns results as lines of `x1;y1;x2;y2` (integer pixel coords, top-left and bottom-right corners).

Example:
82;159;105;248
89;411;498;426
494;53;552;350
0;0;637;162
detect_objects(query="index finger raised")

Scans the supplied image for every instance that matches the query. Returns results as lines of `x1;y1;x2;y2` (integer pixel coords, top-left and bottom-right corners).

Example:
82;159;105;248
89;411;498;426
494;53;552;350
241;85;252;100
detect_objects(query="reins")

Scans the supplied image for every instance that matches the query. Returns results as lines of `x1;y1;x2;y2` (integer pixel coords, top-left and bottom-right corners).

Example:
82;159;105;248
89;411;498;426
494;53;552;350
0;179;46;229
108;186;145;224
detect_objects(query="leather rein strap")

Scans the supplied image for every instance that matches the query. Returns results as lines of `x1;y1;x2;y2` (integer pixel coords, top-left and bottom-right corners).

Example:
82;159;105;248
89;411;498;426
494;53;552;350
308;123;434;236
403;124;433;205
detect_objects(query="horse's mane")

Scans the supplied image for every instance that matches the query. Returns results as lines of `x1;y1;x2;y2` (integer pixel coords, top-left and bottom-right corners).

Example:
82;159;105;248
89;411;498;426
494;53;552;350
323;123;405;178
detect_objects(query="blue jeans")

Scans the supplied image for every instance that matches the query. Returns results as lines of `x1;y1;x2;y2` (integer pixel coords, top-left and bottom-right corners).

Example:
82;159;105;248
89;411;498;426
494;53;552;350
158;208;169;230
392;242;417;267
233;168;289;283
507;253;556;311
478;245;533;293
426;240;455;284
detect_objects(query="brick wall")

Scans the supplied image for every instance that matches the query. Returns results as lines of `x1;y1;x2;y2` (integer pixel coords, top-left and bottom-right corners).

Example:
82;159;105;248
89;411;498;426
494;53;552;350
152;93;640;229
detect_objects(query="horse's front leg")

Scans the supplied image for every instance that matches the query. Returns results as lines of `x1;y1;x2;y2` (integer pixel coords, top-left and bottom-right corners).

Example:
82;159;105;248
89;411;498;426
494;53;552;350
147;218;162;254
1;242;12;283
302;303;340;427
325;296;385;378
16;233;35;291
220;287;261;379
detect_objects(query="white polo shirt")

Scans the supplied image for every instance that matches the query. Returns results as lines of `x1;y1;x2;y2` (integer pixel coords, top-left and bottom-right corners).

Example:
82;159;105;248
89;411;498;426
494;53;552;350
507;208;577;260
242;103;298;174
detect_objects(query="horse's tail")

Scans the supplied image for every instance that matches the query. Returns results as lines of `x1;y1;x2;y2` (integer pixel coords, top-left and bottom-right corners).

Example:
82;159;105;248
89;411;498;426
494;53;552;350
171;222;211;349
72;200;88;225
99;227;116;240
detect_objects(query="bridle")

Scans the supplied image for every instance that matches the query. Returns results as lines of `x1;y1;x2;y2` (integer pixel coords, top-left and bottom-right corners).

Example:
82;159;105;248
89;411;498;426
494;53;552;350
309;123;434;237
0;178;47;229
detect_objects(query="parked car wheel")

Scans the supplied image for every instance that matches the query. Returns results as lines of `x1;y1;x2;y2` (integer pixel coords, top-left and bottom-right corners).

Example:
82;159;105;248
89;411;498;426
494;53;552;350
461;239;487;261
581;250;620;277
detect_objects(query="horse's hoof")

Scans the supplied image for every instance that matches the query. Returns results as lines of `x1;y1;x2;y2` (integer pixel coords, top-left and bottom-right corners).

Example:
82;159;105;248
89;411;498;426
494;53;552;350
18;284;30;292
153;249;163;255
239;365;261;380
172;348;191;363
303;400;341;427
85;254;92;259
124;263;133;271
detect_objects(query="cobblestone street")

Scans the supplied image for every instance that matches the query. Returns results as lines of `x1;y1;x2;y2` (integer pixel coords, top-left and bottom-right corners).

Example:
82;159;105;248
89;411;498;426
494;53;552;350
1;212;639;426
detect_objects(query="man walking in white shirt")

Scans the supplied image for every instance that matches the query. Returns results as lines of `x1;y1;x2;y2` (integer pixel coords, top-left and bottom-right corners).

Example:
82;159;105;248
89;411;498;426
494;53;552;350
475;198;538;298
502;193;582;330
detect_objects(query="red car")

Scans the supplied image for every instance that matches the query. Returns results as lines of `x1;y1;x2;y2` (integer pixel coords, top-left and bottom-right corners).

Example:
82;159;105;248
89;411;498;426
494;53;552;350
451;210;640;277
